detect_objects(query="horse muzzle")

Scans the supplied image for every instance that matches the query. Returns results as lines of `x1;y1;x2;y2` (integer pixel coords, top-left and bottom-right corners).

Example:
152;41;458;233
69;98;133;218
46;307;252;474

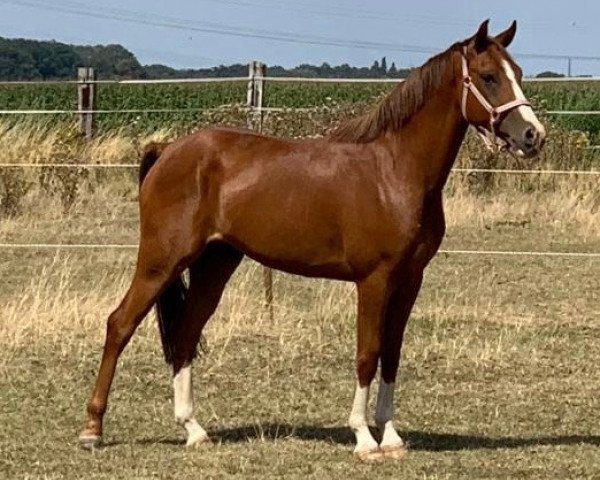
499;109;547;159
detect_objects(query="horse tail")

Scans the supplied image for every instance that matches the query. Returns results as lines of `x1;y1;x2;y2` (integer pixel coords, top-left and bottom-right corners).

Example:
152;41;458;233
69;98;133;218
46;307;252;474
138;141;186;365
139;141;170;185
155;275;188;365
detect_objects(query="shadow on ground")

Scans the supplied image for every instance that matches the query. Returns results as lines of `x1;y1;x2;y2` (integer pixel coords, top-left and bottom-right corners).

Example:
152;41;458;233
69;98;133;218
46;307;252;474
130;425;600;452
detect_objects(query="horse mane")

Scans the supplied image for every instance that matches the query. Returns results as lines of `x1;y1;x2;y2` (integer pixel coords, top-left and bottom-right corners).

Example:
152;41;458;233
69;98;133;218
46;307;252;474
329;42;464;143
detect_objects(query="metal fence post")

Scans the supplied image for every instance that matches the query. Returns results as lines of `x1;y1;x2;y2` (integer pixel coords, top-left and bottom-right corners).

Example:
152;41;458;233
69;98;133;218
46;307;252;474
247;61;274;321
77;67;96;139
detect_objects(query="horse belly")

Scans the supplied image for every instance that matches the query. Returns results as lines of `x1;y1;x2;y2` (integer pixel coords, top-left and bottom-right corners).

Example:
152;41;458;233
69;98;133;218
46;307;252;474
216;184;356;278
223;213;354;278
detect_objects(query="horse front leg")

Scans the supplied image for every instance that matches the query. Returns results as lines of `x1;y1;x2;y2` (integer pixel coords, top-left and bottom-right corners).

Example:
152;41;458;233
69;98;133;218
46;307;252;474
376;270;424;459
349;271;393;462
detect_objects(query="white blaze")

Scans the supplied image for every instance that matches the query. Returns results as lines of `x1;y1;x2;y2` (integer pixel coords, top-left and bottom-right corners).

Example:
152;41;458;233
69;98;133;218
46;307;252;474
501;59;546;136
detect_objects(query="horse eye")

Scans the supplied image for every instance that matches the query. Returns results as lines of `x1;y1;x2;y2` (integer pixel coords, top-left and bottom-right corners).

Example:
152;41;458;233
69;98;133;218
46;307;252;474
481;74;497;85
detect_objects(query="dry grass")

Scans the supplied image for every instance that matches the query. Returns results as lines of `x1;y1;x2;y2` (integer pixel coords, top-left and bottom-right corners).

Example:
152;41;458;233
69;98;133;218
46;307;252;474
0;121;180;216
444;186;600;241
1;244;598;479
0;122;599;478
0;120;176;165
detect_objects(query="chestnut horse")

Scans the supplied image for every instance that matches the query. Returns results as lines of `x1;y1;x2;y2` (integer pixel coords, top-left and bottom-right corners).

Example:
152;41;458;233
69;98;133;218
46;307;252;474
80;20;545;461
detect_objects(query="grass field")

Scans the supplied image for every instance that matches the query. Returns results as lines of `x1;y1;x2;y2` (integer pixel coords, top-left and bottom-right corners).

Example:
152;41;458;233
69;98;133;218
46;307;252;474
1;158;599;478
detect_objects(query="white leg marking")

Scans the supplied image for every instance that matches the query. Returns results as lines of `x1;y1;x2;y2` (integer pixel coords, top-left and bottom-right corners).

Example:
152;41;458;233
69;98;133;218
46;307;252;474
501;59;546;136
348;382;379;454
375;381;405;449
173;364;209;446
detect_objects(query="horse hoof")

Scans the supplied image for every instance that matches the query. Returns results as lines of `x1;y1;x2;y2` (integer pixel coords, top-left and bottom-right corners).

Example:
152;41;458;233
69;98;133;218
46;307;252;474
186;433;211;448
354;447;384;462
381;444;408;460
79;433;102;450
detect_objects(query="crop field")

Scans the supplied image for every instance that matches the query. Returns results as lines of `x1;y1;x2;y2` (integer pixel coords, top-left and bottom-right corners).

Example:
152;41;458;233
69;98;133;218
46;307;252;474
0;100;599;479
0;79;599;139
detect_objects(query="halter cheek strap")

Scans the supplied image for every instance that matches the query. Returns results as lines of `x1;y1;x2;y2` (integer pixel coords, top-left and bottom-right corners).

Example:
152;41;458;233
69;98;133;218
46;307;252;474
460;47;530;151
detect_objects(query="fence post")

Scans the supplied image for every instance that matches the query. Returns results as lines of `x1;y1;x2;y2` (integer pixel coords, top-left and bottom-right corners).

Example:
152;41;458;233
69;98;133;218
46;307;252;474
77;67;96;139
247;61;274;321
247;61;266;130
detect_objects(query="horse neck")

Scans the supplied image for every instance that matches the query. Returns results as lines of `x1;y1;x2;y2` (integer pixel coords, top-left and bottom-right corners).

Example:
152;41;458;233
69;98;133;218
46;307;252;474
380;79;468;193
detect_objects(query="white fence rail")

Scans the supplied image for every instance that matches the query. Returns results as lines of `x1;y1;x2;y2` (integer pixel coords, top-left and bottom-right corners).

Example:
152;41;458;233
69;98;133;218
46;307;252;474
0;243;598;259
0;107;598;117
0;163;598;176
0;107;246;115
1;75;599;86
0;77;250;86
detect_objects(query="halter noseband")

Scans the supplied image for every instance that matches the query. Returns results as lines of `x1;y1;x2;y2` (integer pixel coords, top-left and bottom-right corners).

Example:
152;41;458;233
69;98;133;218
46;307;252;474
460;46;530;151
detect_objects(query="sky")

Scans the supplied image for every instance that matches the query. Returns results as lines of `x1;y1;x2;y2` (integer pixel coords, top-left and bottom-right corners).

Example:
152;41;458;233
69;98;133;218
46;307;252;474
1;0;599;76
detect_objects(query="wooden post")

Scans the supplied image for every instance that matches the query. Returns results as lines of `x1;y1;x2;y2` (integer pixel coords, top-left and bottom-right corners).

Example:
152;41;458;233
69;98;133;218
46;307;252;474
246;61;266;131
77;67;96;139
247;61;274;322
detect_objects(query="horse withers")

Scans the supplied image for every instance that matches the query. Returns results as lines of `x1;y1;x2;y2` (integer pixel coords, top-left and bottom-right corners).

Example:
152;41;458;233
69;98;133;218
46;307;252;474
79;20;545;461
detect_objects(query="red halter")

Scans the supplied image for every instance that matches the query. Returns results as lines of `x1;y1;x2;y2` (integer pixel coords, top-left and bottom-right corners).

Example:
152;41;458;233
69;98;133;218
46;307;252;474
460;47;530;151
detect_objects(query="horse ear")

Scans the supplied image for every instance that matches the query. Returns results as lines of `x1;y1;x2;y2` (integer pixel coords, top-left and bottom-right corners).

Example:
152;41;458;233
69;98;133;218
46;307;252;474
495;20;517;48
472;19;490;53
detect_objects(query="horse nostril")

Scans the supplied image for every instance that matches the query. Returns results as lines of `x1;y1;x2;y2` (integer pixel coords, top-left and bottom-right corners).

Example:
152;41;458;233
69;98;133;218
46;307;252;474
524;127;536;142
523;127;539;148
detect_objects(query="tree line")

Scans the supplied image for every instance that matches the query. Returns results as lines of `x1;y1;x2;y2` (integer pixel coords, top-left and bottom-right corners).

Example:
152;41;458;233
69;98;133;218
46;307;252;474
0;36;413;80
0;36;565;80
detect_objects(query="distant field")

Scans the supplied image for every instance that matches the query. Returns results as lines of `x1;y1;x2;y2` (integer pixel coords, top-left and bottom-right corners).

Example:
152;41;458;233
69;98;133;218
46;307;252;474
0;80;599;139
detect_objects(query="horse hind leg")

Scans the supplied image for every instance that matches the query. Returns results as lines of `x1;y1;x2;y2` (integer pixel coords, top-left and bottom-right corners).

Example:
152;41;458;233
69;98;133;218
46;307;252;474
78;229;206;448
169;242;243;447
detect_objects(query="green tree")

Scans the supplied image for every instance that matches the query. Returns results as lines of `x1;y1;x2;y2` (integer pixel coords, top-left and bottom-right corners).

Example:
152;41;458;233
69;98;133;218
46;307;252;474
536;71;565;78
0;38;38;79
75;44;144;78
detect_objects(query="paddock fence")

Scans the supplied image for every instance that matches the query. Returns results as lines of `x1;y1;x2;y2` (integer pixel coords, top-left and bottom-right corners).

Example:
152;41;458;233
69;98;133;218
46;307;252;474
1;62;599;312
0;66;599;132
